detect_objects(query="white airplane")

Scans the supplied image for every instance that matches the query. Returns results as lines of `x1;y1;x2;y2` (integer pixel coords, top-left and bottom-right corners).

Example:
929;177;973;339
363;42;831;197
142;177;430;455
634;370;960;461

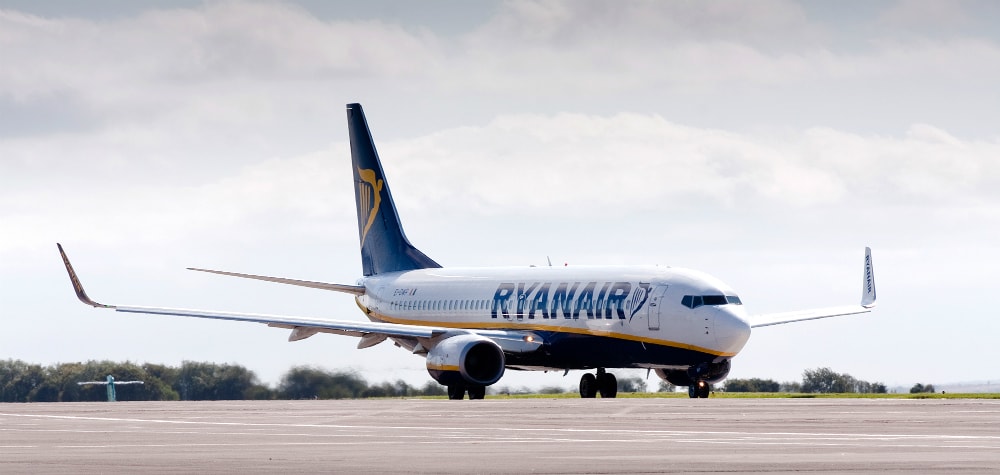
58;103;877;399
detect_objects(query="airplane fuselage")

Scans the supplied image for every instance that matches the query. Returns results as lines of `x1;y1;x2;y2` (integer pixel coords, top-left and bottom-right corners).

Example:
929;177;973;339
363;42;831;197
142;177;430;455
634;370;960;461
357;265;752;371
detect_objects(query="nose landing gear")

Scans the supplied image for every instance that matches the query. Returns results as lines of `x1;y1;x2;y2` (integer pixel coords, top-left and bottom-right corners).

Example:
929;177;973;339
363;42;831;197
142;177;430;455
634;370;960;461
579;368;618;398
688;380;711;398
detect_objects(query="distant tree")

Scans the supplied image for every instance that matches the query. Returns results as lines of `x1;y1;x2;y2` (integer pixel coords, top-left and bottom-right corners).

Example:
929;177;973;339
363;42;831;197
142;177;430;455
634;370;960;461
141;363;182;400
780;381;802;393
854;380;888;394
174;361;264;400
910;383;936;394
537;385;568;394
801;367;887;394
418;381;446;396
802;367;851;393
724;378;781;392
657;380;676;393
0;360;45;402
143;363;179;387
617;376;647;393
363;379;414;398
279;367;368;399
490;385;535;395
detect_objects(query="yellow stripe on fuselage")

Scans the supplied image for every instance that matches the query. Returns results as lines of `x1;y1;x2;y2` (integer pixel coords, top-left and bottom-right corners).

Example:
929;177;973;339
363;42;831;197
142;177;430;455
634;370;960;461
369;311;736;358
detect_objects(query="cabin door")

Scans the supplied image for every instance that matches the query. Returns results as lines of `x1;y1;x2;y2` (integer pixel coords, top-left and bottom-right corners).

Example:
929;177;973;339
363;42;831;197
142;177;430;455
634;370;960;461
647;285;668;331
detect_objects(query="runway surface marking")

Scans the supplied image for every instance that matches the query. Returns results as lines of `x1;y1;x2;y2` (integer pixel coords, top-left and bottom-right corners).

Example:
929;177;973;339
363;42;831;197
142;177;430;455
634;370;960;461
3;411;998;451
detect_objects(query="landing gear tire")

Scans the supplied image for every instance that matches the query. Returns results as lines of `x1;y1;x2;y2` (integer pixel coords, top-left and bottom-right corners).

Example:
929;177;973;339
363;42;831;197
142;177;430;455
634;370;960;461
467;385;486;400
597;371;618;398
579;373;598;398
688;382;710;398
581;369;618;398
447;384;466;400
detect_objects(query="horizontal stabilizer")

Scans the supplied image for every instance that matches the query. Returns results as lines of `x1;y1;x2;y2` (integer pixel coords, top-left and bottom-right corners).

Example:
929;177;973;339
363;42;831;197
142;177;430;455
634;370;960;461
187;268;365;295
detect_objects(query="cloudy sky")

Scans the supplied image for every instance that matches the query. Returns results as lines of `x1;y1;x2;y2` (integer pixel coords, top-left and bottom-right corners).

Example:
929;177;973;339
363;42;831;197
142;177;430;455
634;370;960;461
3;0;999;391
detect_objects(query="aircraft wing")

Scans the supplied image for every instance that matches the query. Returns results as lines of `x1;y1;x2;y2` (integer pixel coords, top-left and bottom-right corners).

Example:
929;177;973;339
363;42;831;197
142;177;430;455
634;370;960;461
57;244;541;353
748;247;877;328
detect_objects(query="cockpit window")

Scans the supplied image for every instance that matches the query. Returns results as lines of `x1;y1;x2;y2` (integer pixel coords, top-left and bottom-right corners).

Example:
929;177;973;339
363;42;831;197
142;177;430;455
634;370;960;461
682;294;742;309
702;295;728;306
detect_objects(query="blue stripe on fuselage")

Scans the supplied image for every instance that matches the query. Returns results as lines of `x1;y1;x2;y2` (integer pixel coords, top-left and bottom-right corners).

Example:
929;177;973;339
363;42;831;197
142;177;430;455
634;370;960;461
504;331;717;370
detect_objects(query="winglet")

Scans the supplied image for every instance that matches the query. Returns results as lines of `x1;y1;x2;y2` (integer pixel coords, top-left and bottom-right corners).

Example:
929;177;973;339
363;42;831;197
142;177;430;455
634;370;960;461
861;246;876;308
56;243;113;308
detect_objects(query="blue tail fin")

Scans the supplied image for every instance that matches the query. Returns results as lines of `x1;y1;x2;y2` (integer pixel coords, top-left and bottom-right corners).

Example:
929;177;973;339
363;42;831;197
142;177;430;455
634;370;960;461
347;103;441;276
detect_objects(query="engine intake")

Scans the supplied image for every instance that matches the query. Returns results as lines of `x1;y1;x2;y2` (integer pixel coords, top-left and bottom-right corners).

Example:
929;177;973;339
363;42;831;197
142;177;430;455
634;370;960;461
426;334;505;387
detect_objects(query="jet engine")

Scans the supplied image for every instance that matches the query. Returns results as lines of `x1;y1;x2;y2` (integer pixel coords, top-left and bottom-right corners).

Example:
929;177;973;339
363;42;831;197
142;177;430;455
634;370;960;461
655;359;731;387
426;334;505;387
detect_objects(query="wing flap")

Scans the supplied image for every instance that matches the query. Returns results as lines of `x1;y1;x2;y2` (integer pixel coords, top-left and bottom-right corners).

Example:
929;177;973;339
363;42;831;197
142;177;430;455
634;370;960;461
115;305;442;339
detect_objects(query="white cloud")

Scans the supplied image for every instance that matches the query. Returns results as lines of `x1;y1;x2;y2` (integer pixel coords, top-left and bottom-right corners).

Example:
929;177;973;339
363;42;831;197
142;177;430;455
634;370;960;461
3;1;1000;388
5;109;999;261
382;113;1000;212
879;0;973;33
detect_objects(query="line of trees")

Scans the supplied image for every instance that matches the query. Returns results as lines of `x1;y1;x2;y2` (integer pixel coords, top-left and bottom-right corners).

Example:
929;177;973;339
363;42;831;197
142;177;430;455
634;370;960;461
0;359;446;402
724;367;888;394
4;359;907;401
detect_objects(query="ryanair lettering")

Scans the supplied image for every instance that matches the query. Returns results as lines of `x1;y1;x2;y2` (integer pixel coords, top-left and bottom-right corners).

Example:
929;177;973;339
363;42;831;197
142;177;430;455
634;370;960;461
492;282;651;320
865;254;874;294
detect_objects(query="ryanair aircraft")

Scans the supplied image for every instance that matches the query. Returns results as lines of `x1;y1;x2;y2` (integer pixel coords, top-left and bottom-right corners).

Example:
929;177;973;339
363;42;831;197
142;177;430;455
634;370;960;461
58;103;877;399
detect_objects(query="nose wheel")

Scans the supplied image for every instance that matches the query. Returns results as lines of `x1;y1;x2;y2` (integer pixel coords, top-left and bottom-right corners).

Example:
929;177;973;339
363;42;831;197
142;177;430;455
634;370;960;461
688;381;711;398
579;368;618;398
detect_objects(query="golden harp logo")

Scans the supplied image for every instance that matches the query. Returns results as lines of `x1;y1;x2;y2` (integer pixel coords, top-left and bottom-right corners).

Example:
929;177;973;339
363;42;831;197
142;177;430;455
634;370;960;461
357;167;383;246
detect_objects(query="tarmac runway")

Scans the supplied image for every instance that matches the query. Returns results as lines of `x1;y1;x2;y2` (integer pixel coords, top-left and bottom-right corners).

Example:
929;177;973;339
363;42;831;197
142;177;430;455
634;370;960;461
1;398;999;474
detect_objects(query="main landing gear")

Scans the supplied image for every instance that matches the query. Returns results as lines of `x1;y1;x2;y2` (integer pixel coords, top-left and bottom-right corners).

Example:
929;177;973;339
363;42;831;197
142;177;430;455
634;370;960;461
579;368;618;398
687;380;711;398
447;384;486;400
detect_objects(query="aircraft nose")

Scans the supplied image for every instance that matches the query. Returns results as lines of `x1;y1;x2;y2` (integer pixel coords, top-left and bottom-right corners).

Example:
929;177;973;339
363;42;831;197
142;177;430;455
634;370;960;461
715;307;751;354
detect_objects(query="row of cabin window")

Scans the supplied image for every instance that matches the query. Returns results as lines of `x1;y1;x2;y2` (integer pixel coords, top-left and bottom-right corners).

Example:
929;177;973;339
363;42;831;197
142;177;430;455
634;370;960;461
389;299;492;312
681;294;743;309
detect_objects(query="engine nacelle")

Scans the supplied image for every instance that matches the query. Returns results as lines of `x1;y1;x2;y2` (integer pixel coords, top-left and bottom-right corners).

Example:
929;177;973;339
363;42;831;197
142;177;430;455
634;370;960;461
426;334;505;387
655;360;731;387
